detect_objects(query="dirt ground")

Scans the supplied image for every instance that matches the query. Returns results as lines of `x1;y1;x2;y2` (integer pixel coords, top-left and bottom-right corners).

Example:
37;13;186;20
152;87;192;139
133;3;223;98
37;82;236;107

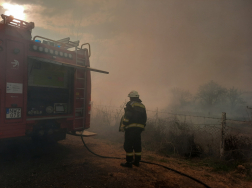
0;134;251;188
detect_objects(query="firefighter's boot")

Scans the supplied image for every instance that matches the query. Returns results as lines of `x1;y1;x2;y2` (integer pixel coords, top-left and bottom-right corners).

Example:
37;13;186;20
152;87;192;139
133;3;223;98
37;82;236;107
133;154;141;167
132;161;140;167
120;162;132;168
121;153;133;167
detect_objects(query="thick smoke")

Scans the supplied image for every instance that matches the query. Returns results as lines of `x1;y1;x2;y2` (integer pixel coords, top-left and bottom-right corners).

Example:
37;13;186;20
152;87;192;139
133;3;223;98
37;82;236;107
0;0;251;110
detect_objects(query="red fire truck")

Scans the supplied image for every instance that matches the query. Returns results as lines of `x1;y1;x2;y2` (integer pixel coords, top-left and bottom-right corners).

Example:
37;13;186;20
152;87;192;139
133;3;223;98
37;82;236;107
0;14;108;141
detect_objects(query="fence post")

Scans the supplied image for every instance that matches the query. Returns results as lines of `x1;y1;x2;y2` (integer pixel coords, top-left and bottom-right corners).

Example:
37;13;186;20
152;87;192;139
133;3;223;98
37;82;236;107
155;108;159;126
220;112;226;159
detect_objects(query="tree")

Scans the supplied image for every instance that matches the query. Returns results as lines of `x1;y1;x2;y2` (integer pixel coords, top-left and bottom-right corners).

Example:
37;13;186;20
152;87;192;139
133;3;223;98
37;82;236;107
226;87;245;108
170;88;192;110
196;81;227;108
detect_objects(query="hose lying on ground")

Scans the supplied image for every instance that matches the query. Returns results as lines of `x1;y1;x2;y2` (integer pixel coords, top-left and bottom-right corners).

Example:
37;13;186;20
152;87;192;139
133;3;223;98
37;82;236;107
75;132;211;188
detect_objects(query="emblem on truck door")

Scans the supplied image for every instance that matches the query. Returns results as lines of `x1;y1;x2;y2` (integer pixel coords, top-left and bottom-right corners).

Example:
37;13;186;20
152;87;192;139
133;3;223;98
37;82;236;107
11;59;19;69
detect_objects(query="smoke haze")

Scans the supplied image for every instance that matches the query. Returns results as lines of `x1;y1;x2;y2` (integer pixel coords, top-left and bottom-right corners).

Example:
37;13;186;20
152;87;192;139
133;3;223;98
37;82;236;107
1;0;251;110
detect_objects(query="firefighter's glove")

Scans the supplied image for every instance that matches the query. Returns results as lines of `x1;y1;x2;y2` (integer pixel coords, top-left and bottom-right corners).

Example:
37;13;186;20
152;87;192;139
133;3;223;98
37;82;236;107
119;125;125;132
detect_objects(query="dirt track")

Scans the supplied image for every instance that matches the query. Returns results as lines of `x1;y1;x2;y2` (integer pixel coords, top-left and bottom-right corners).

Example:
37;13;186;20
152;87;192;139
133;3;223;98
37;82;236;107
0;134;251;188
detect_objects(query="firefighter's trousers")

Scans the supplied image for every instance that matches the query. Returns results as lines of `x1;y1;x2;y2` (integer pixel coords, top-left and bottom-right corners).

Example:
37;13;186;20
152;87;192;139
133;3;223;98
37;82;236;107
124;128;142;163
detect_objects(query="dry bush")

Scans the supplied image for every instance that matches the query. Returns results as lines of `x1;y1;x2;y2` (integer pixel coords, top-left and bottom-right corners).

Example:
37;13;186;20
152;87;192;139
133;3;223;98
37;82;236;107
224;134;252;162
142;117;202;157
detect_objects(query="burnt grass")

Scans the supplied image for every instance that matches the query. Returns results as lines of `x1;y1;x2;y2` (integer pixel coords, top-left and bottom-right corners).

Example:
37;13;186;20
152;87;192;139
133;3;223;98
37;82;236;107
0;136;107;188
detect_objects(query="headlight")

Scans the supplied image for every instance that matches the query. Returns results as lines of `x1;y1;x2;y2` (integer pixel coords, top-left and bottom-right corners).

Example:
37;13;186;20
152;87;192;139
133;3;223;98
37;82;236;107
64;53;68;58
44;48;49;53
59;51;63;57
38;46;43;52
55;50;59;56
50;49;54;54
32;45;38;50
68;54;72;58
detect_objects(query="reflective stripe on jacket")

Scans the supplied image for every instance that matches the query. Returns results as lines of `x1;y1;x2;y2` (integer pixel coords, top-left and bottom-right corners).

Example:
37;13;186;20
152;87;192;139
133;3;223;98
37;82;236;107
119;98;147;131
124;123;145;129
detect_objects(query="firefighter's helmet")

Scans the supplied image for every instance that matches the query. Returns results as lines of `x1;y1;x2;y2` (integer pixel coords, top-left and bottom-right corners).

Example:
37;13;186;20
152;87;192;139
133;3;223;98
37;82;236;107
128;90;139;98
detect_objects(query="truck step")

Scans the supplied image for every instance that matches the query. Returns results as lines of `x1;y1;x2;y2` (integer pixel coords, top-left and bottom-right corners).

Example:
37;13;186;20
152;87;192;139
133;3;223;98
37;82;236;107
69;130;97;137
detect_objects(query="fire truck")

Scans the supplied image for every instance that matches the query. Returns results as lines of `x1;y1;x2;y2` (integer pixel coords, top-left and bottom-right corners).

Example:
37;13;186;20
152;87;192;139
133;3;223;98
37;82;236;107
0;14;108;141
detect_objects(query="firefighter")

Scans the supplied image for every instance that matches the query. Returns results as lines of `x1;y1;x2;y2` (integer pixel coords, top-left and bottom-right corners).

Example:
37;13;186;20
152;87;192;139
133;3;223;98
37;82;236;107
119;90;147;167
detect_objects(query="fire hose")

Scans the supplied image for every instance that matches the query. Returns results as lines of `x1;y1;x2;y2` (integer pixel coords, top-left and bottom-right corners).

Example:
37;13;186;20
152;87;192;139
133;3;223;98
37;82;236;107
78;131;211;188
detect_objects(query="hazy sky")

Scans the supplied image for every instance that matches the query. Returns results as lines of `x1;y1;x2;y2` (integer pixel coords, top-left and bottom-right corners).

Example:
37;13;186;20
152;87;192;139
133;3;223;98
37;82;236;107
0;0;251;109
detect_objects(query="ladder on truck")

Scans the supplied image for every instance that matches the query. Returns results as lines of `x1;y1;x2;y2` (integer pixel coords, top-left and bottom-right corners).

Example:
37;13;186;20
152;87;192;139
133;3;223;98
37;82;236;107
55;38;91;130
74;45;90;130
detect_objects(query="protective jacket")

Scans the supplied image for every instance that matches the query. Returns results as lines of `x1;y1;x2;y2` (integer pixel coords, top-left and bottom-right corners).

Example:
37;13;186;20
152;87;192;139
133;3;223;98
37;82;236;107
119;98;147;132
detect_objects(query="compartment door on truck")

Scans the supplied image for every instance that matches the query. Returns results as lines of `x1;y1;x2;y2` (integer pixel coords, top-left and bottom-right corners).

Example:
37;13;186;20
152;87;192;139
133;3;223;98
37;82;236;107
4;40;25;126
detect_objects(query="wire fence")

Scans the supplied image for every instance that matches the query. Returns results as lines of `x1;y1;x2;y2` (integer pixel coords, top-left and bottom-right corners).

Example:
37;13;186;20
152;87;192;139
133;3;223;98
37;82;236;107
90;103;252;161
144;109;222;158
